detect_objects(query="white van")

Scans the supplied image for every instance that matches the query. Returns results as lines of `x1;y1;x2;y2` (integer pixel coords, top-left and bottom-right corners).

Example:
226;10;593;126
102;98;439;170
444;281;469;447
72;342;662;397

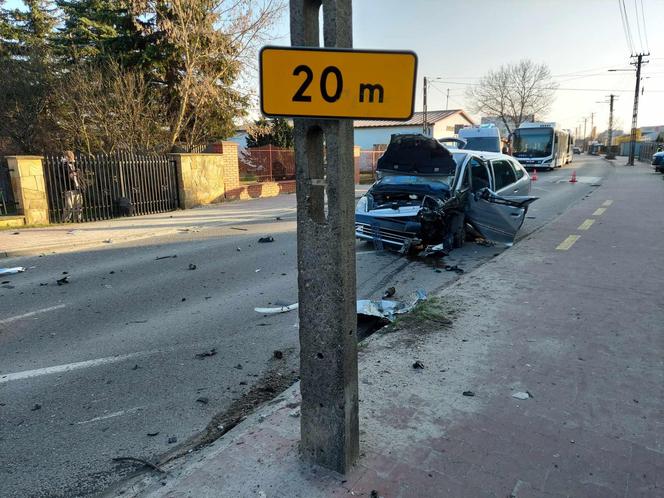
458;125;502;153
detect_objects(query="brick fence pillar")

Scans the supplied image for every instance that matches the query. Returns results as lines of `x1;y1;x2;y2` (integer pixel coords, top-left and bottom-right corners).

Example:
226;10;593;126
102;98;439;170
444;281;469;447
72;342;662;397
6;156;49;225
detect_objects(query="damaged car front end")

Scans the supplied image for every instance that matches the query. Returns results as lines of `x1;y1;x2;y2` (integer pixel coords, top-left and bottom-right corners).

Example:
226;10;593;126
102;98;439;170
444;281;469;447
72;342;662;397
355;134;537;253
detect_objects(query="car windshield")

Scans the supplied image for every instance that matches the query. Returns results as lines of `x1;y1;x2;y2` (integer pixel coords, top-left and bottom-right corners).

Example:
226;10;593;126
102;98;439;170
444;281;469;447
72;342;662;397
378;173;455;187
512;128;553;158
464;137;501;153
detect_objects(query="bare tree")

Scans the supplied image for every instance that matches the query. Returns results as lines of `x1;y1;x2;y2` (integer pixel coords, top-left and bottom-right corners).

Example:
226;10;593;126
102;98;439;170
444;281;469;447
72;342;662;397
158;0;285;149
466;59;558;135
53;61;169;154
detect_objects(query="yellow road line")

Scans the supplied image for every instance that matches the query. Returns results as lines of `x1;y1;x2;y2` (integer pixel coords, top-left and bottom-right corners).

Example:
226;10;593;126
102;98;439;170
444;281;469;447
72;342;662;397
593;207;606;216
578;219;595;231
602;200;613;207
556;235;580;251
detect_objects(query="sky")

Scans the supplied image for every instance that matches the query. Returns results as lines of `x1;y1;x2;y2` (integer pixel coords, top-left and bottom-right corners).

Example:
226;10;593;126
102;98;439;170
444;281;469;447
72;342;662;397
267;0;664;135
6;0;661;135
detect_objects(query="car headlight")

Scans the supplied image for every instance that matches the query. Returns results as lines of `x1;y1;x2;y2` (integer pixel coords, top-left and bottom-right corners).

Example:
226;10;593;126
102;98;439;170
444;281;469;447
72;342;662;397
542;158;552;164
356;195;368;213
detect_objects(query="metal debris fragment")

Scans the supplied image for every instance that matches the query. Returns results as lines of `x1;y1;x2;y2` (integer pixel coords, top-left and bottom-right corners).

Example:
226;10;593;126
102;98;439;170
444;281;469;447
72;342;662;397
254;303;299;314
195;348;217;359
512;391;531;400
0;267;26;275
356;289;427;322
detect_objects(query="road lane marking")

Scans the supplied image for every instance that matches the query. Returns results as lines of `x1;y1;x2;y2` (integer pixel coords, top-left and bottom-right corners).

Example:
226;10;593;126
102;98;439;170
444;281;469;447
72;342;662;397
0;349;164;384
556;235;580;251
578;219;595;231
593;207;606;216
77;406;145;425
0;304;67;325
602;200;613;206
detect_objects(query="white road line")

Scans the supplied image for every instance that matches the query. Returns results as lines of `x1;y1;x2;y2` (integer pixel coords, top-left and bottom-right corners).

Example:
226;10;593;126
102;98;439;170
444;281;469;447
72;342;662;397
77;406;145;425
0;304;67;325
0;349;164;384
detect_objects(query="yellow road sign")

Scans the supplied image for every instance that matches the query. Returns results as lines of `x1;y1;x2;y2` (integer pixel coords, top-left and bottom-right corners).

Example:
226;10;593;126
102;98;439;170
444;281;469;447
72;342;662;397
260;46;417;120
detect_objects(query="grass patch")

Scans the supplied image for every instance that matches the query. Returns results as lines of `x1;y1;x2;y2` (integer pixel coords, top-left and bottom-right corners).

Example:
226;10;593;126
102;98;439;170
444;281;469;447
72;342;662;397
388;297;464;334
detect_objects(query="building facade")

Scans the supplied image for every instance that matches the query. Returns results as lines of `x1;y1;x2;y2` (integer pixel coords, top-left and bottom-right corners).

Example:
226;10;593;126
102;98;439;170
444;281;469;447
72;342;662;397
353;110;474;149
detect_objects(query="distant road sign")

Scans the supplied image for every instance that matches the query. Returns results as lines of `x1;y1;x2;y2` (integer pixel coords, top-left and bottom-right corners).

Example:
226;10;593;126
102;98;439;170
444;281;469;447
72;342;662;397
260;46;417;120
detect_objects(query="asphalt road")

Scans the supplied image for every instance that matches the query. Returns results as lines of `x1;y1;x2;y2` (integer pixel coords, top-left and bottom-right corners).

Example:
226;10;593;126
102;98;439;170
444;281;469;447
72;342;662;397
0;155;612;497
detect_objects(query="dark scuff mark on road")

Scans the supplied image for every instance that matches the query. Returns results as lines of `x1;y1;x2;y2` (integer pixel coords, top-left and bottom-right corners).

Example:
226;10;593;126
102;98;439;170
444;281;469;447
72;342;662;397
153;347;299;467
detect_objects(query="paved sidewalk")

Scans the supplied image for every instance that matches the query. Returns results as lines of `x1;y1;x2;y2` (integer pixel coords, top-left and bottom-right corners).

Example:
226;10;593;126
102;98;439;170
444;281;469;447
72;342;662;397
1;186;373;258
0;195;297;258
110;164;663;498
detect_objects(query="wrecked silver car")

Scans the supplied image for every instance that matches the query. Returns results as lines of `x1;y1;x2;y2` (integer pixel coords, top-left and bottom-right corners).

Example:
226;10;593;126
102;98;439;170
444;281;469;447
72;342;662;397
355;134;537;252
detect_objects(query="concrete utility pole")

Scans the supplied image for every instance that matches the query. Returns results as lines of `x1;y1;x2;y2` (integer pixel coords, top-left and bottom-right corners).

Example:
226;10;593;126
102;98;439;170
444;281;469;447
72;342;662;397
583;118;588;152
445;88;450;111
422;76;428;135
628;53;649;166
607;94;616;159
590;112;595;141
290;0;359;474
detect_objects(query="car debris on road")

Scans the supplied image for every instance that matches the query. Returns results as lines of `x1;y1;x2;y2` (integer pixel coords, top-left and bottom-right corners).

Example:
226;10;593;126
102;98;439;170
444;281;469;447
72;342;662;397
254;303;299;314
356;289;427;322
194;348;217;359
0;267;26;275
255;291;427;322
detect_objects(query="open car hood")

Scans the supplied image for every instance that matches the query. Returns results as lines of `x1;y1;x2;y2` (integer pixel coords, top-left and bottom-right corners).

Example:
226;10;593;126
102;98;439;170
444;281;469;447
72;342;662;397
377;134;457;176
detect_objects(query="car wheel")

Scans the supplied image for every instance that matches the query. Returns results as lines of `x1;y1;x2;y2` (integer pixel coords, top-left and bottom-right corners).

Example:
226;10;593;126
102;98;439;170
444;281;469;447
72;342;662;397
453;224;466;249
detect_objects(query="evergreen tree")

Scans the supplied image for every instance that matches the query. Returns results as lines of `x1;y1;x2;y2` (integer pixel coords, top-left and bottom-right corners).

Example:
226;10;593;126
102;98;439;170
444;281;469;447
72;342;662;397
0;0;58;153
246;118;293;148
54;0;152;66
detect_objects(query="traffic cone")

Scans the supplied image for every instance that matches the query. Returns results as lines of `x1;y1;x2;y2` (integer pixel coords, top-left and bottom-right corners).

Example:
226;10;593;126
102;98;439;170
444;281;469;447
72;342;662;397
569;170;577;183
531;169;538;181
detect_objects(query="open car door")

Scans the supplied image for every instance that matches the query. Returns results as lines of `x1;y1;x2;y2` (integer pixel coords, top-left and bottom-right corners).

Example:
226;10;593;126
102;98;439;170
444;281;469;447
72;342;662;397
466;188;538;244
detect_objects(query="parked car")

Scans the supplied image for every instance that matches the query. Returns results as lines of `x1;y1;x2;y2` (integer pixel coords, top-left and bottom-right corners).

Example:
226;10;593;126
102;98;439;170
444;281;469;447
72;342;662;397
573;146;582;154
652;151;664;173
355;134;537;252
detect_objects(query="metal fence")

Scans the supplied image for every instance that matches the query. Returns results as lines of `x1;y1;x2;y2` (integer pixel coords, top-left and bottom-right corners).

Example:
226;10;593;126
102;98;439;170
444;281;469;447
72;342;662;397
43;152;179;223
0;157;17;215
638;142;663;162
239;146;295;182
237;146;384;184
357;150;383;184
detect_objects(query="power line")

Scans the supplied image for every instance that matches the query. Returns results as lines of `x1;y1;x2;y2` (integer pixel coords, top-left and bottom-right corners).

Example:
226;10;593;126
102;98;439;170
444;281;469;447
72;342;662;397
423;80;664;93
634;0;644;54
618;0;635;54
639;0;650;53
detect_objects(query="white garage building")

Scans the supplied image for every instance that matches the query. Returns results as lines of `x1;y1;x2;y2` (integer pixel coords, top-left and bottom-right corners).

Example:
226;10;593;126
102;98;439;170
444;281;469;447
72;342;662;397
353;109;475;149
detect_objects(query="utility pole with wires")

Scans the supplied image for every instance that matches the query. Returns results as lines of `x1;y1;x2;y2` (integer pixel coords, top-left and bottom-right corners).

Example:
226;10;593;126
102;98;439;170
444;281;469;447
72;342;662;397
606;93;617;159
583;117;588;152
627;53;649;166
597;95;618;159
607;94;617;159
422;76;444;136
590;112;595;141
445;88;450;111
422;76;428;135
